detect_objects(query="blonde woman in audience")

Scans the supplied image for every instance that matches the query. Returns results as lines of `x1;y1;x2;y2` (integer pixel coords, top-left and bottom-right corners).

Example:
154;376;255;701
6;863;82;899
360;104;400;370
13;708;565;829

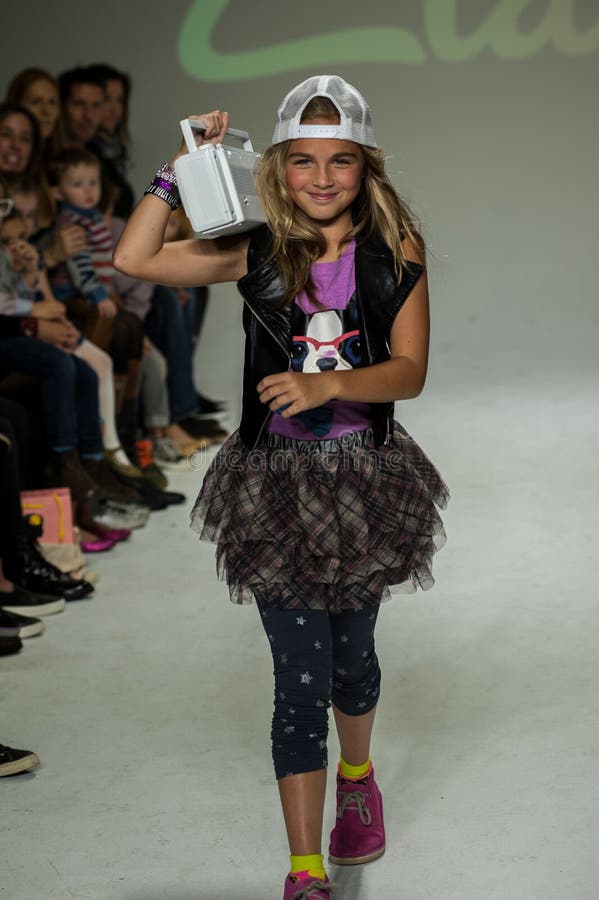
0;90;79;259
6;68;60;150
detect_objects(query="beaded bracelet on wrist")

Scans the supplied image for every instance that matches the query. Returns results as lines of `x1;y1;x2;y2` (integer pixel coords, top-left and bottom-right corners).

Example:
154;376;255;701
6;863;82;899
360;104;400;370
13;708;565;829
144;162;181;210
155;162;178;185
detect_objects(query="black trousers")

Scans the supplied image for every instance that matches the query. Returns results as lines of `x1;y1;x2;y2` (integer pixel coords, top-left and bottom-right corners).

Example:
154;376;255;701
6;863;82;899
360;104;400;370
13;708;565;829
258;605;381;779
0;416;25;579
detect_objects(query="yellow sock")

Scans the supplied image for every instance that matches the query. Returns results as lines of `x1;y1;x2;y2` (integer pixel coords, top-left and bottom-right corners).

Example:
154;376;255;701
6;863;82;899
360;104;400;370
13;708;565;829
290;853;326;881
339;755;372;780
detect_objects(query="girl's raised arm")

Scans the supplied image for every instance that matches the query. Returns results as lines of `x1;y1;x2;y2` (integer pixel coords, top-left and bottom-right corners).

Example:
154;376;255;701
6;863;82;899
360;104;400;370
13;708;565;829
113;111;249;287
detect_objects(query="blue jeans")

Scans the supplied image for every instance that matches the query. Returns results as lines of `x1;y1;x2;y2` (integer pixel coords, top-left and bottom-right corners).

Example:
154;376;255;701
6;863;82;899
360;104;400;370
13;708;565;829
144;285;198;422
0;338;102;454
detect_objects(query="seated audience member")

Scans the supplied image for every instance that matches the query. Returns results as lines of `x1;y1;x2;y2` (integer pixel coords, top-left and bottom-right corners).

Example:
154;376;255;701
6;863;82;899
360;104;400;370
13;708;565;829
0;103;42;179
0;316;102;514
0;181;68;334
0;195;140;511
0;240;95;508
6;68;60;157
110;213;215;460
2;174;39;238
2;174;86;293
141;209;228;448
0;207;61;316
46;150;143;461
47;149;120;319
5;70;61;230
0;90;88;273
56;67;105;152
0;101;57;234
1;167;90;275
87;64;135;218
137;343;191;467
43;155;183;508
0;291;148;537
57;65;133;220
0;177;148;533
0;410;93;617
0;392;36;489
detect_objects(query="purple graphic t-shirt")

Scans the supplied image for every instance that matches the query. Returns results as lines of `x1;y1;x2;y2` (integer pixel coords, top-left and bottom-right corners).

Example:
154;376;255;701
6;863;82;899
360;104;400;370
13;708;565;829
267;240;373;440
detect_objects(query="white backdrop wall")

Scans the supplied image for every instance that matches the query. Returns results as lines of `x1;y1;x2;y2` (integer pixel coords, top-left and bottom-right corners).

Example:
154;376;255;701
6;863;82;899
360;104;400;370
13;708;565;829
2;1;598;410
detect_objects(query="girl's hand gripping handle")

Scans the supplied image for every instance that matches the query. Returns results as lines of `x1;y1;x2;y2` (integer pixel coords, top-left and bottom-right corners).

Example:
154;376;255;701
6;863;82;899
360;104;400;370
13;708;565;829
170;110;230;166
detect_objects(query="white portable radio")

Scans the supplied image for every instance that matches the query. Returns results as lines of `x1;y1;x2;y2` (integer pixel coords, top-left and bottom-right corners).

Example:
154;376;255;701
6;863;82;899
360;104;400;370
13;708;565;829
174;119;265;239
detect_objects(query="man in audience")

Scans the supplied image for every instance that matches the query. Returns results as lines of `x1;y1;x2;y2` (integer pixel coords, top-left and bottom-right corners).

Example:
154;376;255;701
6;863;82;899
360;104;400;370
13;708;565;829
57;67;105;150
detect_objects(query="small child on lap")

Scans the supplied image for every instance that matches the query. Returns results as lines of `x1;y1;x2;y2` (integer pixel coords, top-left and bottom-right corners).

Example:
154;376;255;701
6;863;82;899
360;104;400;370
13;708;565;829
47;149;119;348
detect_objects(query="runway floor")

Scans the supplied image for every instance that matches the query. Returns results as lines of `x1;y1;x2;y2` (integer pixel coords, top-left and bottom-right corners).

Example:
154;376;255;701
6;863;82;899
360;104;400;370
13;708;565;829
2;378;598;900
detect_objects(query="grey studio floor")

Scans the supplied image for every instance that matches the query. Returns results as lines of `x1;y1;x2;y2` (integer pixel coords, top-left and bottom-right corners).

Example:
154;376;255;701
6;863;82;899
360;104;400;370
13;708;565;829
2;290;599;900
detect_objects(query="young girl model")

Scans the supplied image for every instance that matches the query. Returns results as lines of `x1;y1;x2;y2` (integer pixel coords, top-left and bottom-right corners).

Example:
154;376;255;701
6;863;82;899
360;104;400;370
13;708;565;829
115;75;448;900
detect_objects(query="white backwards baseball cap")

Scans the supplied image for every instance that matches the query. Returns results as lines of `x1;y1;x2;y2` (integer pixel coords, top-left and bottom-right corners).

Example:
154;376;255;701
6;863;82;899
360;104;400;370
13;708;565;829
272;75;378;148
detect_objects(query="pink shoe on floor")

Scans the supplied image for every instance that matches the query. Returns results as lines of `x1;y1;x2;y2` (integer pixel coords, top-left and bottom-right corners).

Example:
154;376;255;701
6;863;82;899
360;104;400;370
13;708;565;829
283;871;332;899
80;537;115;553
328;765;386;865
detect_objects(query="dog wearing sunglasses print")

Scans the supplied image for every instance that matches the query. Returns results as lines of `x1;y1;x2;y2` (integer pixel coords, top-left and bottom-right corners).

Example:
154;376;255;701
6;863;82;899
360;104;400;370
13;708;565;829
291;305;363;374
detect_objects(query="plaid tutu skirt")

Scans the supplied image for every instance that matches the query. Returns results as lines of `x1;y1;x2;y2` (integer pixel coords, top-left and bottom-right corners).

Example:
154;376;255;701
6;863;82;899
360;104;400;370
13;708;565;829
190;423;449;613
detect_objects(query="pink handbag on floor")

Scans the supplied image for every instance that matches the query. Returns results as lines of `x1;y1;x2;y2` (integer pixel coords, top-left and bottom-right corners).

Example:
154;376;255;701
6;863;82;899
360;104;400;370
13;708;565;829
20;488;75;544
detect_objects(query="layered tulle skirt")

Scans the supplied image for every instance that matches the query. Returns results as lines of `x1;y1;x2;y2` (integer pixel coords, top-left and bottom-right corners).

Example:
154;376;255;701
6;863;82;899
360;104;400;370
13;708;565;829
190;423;449;613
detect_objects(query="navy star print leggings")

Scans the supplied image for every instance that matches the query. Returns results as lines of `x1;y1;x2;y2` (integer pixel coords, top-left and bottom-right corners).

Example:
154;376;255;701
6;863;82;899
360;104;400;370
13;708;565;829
257;605;381;779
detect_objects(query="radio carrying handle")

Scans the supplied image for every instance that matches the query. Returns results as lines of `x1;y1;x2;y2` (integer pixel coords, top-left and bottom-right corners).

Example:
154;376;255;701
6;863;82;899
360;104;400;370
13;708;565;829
179;119;255;154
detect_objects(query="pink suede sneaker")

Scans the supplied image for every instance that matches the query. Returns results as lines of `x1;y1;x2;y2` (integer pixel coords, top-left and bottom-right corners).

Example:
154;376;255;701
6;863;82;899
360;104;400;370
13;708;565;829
328;766;386;865
283;871;332;899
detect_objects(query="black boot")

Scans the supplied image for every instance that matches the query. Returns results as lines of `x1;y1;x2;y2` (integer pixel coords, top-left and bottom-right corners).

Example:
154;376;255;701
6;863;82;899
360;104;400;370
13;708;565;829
111;470;185;509
12;530;94;602
134;479;186;509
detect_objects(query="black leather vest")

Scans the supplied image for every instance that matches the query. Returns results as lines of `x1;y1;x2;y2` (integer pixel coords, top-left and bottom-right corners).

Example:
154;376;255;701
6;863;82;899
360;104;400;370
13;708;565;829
236;225;423;450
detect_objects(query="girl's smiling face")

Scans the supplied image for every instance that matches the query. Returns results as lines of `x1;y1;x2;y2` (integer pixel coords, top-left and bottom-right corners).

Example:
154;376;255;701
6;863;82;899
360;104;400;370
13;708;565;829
0;113;34;173
285;130;364;229
20;78;60;139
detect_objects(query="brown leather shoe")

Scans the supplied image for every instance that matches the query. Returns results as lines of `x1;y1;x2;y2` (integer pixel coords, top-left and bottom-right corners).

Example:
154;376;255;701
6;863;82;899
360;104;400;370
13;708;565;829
81;456;141;503
49;450;100;503
104;448;143;479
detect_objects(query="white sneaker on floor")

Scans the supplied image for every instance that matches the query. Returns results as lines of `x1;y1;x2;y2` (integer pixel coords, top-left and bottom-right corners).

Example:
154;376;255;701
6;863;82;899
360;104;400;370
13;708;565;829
152;437;191;470
94;501;150;530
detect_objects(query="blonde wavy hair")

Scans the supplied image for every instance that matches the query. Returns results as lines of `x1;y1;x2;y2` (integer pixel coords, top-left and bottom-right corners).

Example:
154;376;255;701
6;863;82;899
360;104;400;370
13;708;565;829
254;96;424;306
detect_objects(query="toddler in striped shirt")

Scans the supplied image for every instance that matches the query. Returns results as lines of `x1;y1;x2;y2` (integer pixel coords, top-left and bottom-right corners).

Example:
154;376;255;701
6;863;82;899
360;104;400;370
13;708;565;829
47;149;119;321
